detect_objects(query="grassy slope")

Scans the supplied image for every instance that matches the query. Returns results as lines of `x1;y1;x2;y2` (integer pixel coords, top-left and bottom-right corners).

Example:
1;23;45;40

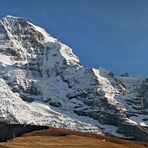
0;128;147;148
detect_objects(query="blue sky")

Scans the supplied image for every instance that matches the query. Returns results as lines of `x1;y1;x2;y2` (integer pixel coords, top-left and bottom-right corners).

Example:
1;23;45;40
0;0;148;75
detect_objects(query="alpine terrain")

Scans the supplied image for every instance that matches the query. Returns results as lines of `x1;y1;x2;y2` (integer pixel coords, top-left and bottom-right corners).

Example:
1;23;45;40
0;15;147;142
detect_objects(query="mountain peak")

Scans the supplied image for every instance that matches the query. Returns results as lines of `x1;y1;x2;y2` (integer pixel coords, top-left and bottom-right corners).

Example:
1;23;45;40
2;15;25;21
0;15;147;142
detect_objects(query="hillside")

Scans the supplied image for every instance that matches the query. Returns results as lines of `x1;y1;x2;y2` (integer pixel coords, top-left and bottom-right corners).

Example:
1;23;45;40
0;128;147;148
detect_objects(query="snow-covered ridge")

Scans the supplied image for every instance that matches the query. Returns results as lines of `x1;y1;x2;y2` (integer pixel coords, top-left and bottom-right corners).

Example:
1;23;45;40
0;15;147;141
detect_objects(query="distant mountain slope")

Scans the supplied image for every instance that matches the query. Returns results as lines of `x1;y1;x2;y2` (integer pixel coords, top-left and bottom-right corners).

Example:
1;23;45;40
0;15;147;142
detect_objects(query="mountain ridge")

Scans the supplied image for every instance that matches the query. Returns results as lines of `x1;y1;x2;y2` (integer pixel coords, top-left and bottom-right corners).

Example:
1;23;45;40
0;15;147;142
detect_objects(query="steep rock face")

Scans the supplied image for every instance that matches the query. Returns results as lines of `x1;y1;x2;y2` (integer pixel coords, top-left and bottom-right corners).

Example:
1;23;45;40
116;76;148;141
0;15;147;141
139;78;148;108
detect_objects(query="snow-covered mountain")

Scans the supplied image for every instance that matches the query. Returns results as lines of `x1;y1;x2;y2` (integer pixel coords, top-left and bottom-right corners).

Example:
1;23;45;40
0;15;147;141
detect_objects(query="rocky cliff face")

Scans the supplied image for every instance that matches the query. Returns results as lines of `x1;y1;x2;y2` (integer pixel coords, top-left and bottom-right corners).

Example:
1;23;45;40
0;15;147;142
